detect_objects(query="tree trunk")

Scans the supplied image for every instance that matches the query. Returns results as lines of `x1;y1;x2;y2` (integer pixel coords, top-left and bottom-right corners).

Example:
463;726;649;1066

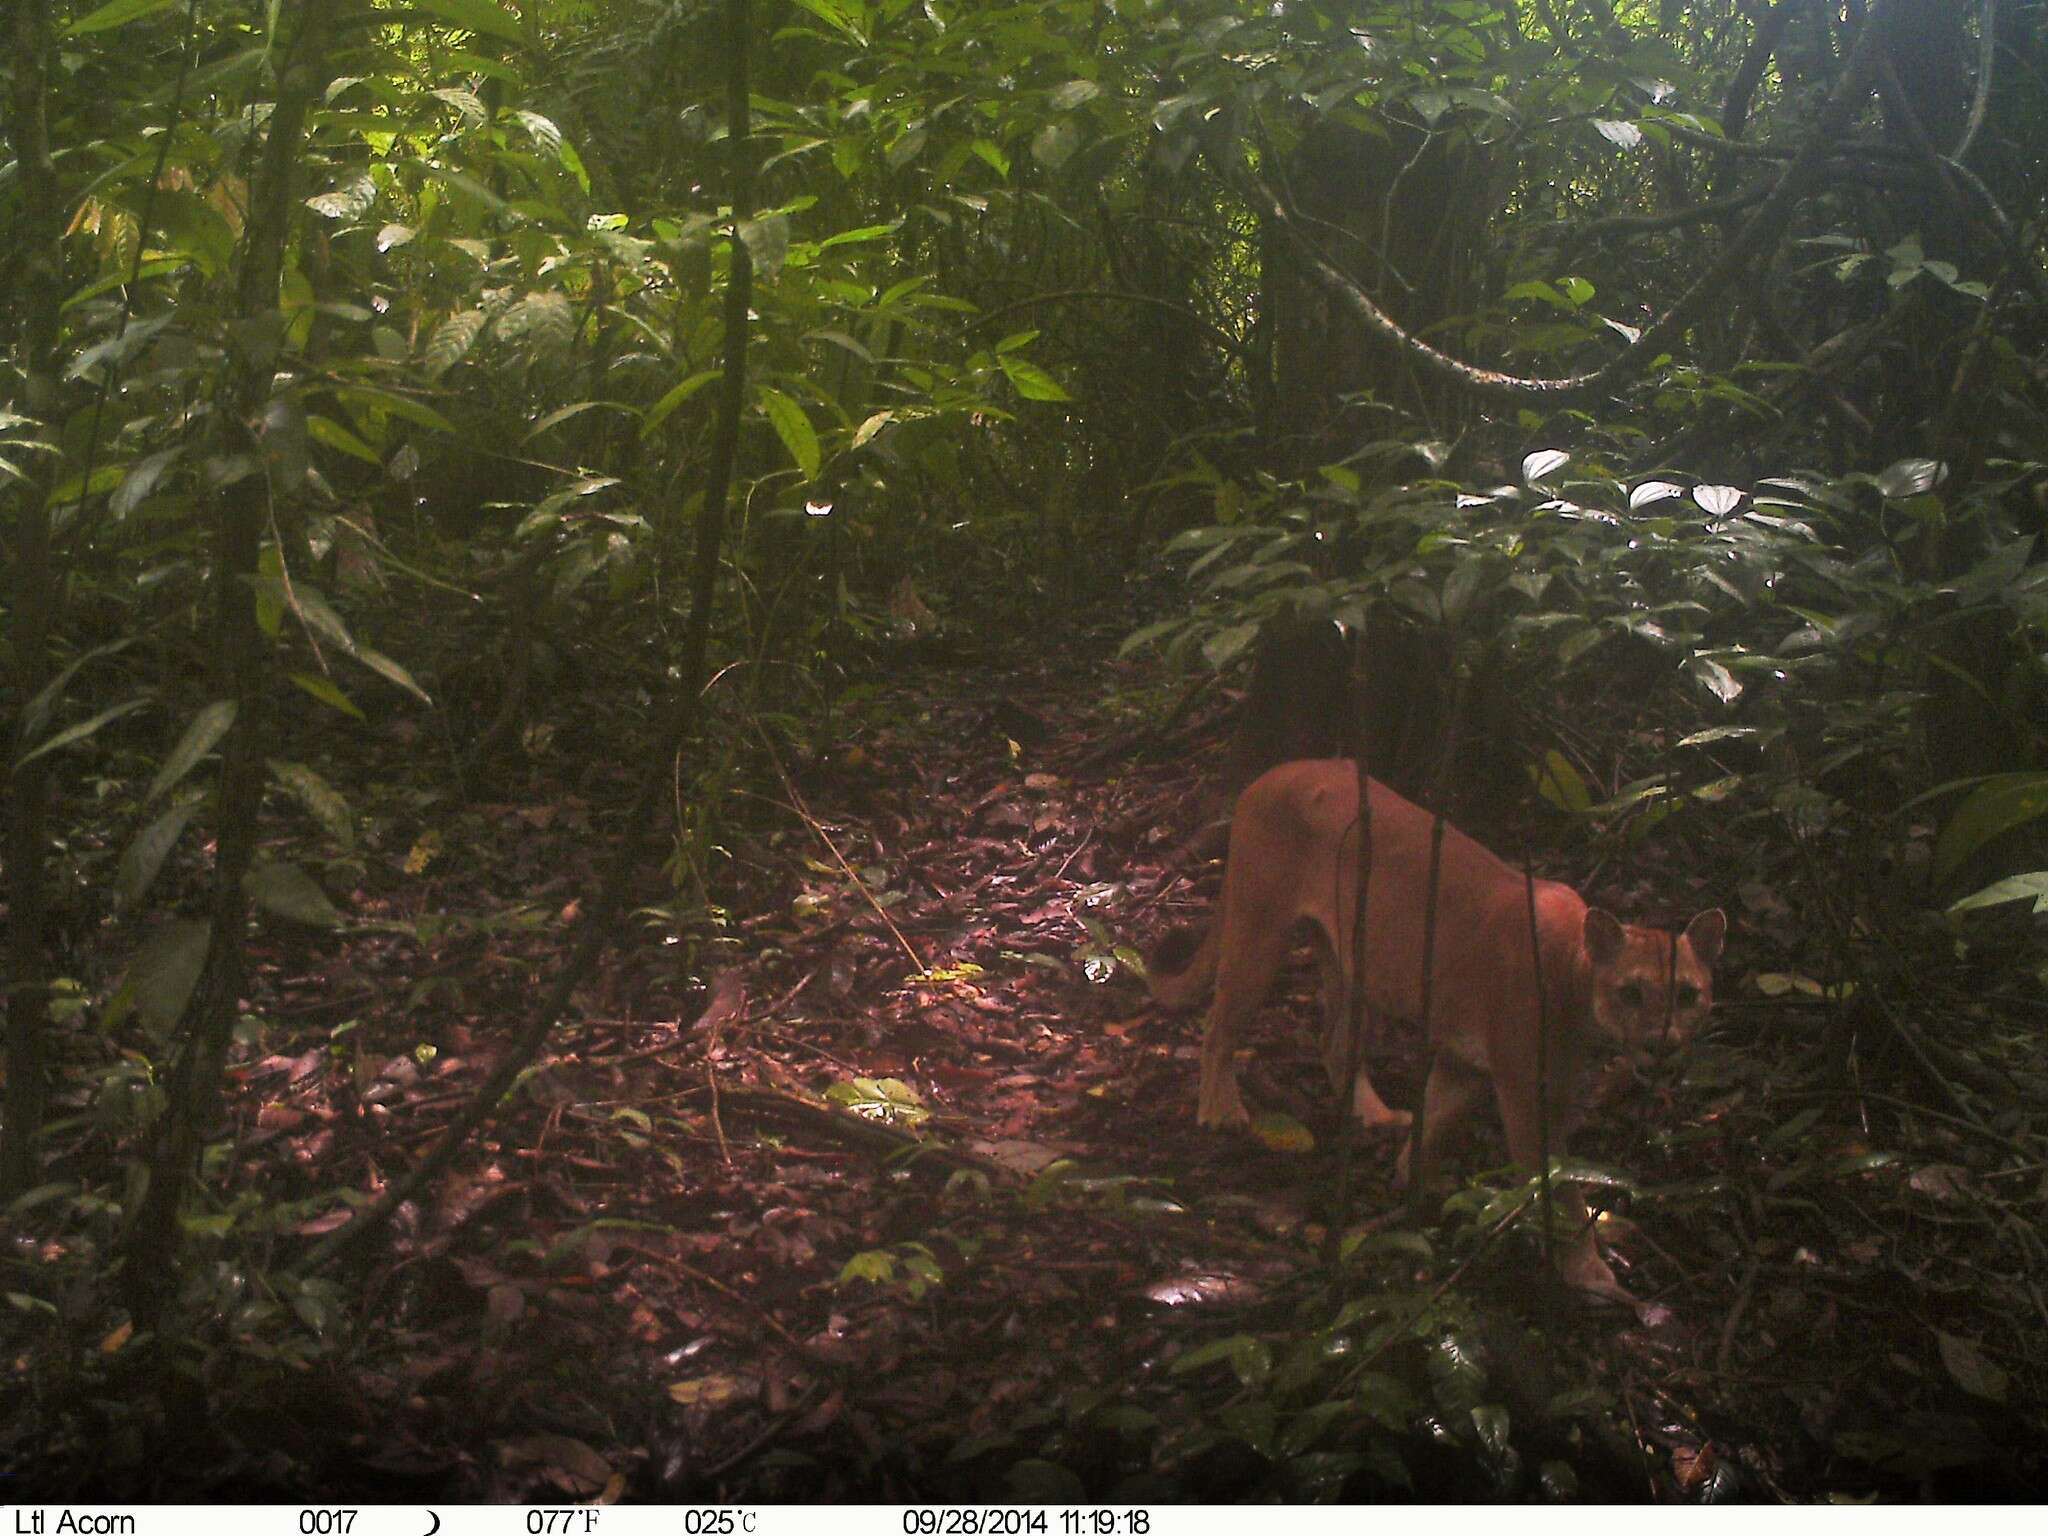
121;0;342;1325
2;0;65;1200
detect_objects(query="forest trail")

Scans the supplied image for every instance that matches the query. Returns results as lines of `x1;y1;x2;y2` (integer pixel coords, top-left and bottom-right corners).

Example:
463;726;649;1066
208;624;1877;1503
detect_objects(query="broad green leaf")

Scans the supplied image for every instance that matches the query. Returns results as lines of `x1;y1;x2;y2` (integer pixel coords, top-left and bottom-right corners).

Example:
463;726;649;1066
288;671;366;721
640;371;719;437
108;920;210;1036
116;791;205;910
334;386;458;436
1530;749;1591;813
421;310;487;381
147;700;237;804
244;862;345;928
62;0;176;35
412;0;527;46
269;760;355;851
1522;448;1569;484
305;415;381;465
1250;1111;1313;1154
1031;119;1081;170
1948;872;2048;915
111;447;184;519
759;387;821;480
1428;1332;1487;1418
1933;774;2048;885
1201;621;1259;671
785;0;866;41
997;355;1071;402
357;646;433;706
1876;457;1944;500
20;638;133;744
15;699;150;771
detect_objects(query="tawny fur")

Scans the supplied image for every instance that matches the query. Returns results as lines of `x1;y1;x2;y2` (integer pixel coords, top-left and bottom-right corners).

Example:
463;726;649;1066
1149;759;1725;1297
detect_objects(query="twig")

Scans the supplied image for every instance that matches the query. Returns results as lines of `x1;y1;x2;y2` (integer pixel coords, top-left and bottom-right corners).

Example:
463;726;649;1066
753;727;925;971
1716;1254;1761;1376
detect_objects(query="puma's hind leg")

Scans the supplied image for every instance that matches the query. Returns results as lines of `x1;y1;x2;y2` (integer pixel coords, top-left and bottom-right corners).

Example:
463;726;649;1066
1194;900;1294;1129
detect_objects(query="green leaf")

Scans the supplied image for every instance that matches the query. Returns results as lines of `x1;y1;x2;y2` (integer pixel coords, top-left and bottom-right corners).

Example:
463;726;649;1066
759;387;821;480
148;700;236;805
117;791;205;910
641;371;719;438
305;415;382;465
412;0;526;46
1201;622;1260;671
357;646;433;706
420;310;487;381
111;446;184;519
244;862;346;929
14;698;151;771
333;385;458;437
269;760;355;851
19;638;133;745
785;0;866;42
1933;774;2048;885
1948;871;2048;915
1030;119;1081;170
1250;1111;1314;1154
997;355;1071;402
288;671;366;721
62;0;176;35
1529;749;1591;813
108;920;210;1037
1876;457;1945;500
1428;1331;1487;1418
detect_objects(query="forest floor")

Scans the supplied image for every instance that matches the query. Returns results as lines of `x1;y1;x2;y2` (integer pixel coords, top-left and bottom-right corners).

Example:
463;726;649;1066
12;613;2047;1502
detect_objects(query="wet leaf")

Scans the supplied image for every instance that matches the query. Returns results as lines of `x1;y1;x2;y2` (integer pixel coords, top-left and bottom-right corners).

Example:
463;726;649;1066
1250;1111;1314;1154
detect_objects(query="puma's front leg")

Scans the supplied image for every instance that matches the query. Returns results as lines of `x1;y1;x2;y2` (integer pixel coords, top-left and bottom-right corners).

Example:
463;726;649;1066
1494;1059;1625;1299
1395;1055;1487;1189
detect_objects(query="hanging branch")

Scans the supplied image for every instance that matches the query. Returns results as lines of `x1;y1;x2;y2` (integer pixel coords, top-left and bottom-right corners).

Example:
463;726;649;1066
303;0;759;1273
1330;626;1378;1259
1241;3;1890;406
1721;0;1802;141
1951;0;1997;162
1522;852;1554;1269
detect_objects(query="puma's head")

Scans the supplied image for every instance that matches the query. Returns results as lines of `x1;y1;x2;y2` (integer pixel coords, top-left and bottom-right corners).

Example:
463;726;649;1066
1582;906;1726;1052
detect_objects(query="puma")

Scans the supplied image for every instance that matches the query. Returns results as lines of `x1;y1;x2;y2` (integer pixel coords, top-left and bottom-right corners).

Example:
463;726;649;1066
1149;758;1725;1297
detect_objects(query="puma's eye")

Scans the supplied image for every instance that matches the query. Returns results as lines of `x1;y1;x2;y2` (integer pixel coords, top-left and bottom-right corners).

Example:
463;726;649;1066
1617;983;1645;1007
1677;984;1701;1007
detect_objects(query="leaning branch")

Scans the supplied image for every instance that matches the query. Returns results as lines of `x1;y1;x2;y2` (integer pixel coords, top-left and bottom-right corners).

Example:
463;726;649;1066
1247;8;1887;407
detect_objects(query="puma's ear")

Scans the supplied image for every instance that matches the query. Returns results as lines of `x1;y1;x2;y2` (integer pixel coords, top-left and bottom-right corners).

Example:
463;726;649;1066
1583;908;1626;964
1682;908;1727;966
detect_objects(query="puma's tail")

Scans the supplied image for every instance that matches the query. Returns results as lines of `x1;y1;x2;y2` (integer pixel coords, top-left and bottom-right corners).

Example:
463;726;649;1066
1146;912;1222;1009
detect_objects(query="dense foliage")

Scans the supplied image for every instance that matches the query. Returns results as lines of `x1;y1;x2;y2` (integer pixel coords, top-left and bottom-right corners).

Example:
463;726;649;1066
3;0;2045;1501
